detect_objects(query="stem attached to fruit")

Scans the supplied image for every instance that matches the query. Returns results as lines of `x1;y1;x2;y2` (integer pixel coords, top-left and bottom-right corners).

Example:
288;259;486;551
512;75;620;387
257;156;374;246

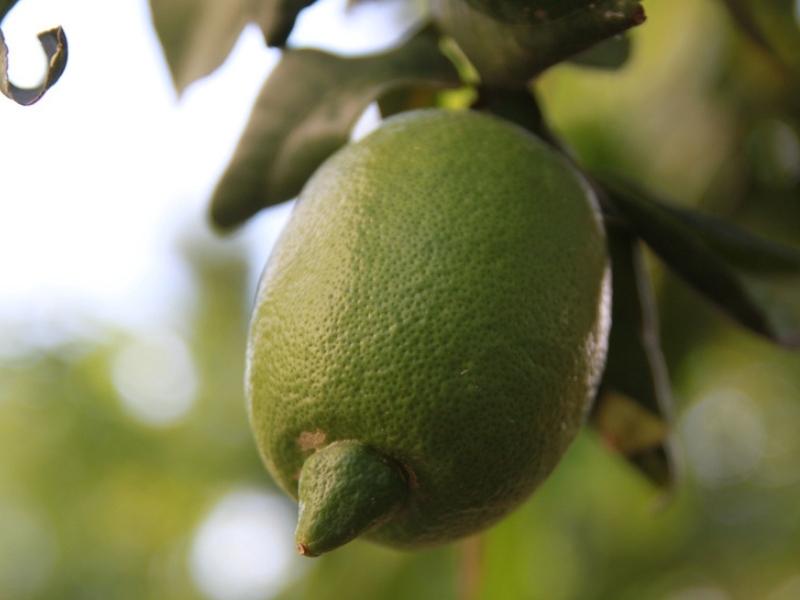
295;440;409;557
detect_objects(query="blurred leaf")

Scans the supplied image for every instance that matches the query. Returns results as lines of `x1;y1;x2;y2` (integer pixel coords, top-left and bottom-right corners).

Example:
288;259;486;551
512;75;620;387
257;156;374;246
261;0;318;46
274;540;457;600
432;0;644;87
594;393;672;486
149;0;255;94
149;0;319;94
661;203;800;275
602;177;800;347
592;227;674;487
210;25;460;230
721;0;800;77
569;34;631;70
1;0;19;21
0;25;67;106
377;85;439;118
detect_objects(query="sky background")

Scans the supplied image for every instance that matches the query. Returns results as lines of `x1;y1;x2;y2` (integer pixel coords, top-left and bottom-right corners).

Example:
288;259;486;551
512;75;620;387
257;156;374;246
0;0;405;355
0;2;401;597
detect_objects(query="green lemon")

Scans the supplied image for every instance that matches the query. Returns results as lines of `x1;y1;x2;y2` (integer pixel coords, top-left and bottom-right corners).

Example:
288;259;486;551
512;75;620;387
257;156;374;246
247;109;610;556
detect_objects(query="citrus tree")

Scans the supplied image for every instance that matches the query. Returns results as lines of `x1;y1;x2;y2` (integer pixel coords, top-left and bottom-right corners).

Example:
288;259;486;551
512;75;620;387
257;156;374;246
3;0;800;592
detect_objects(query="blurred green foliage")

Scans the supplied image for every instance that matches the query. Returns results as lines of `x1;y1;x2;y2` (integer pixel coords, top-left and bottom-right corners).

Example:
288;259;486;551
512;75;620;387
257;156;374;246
2;0;800;598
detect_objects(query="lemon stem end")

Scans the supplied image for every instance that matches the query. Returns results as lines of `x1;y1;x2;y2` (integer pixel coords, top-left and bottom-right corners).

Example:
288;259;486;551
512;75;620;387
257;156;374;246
295;440;408;557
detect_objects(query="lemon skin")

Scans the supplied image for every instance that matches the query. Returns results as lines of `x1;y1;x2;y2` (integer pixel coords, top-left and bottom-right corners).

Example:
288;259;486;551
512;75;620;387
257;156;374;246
247;109;611;550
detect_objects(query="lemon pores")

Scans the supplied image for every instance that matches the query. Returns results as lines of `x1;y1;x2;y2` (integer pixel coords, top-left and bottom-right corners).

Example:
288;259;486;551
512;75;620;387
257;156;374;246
247;109;610;552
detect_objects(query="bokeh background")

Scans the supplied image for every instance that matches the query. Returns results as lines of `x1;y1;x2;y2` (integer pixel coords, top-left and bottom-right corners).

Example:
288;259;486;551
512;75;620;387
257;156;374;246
2;0;800;598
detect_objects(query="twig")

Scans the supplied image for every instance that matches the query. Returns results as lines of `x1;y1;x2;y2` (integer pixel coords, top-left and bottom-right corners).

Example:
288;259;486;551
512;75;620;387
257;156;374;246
458;535;483;600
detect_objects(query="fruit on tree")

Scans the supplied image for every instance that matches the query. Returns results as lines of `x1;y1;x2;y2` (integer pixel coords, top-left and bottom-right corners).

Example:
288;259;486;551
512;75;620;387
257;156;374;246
246;109;611;556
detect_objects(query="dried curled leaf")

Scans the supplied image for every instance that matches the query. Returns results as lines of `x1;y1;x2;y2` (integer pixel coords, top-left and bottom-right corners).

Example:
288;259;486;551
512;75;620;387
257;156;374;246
0;25;67;106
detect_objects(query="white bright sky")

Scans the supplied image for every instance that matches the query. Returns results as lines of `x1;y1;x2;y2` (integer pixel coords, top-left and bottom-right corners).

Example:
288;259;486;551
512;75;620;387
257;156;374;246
0;2;408;598
0;0;408;353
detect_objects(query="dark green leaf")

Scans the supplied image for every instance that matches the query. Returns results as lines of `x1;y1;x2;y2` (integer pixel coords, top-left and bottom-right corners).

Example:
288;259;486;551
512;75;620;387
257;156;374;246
210;26;460;230
660;203;800;275
377;85;439;118
592;226;674;487
432;0;644;86
149;0;319;94
568;34;631;70
1;0;20;21
0;26;67;106
602;177;800;347
261;0;318;47
464;0;595;22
